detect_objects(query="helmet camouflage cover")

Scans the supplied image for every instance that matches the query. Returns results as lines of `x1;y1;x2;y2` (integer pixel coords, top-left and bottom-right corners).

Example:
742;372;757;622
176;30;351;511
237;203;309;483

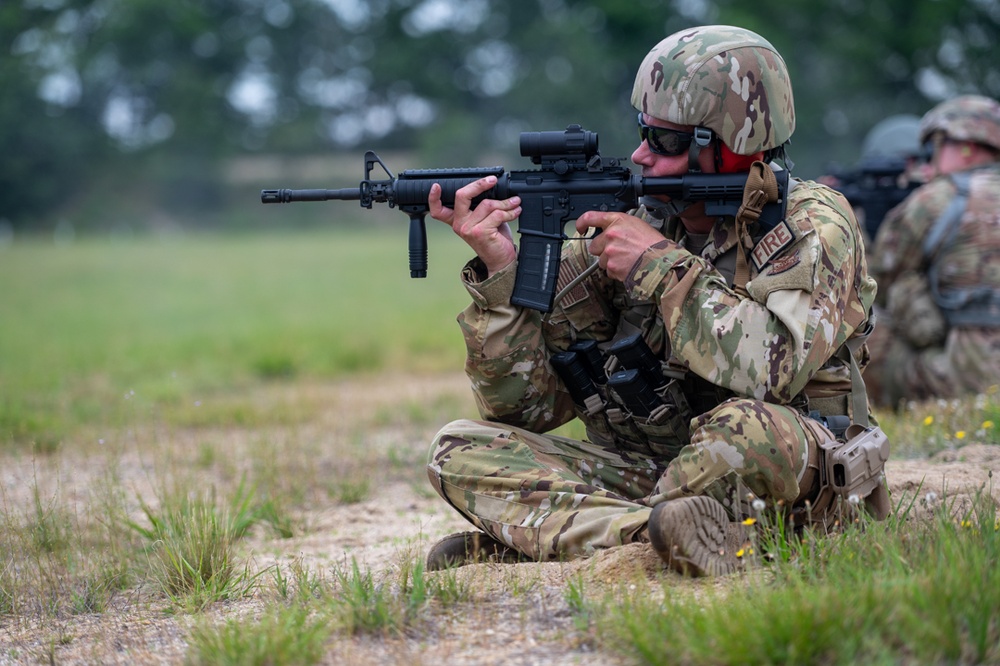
919;94;1000;152
631;25;795;155
861;114;923;160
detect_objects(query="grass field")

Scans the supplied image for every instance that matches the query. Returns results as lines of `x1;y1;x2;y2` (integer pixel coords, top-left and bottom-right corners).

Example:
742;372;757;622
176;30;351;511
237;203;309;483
1;225;472;452
1;229;999;664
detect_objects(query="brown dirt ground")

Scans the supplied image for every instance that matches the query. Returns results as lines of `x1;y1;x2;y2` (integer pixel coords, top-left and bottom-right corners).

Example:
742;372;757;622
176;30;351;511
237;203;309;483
2;373;998;665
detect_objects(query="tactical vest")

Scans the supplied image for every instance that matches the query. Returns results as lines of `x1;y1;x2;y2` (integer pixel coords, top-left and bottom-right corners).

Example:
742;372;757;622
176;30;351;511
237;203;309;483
551;165;873;461
922;170;1000;327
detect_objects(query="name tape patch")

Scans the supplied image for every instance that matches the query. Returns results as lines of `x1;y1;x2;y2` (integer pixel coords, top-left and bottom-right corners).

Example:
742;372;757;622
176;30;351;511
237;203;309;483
751;220;794;271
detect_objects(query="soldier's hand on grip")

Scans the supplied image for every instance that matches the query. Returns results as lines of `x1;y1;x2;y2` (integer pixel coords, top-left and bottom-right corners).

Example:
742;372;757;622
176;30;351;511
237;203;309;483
576;210;669;282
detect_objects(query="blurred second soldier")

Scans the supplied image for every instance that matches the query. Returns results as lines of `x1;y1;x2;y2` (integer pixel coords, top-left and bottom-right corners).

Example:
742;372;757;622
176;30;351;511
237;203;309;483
865;95;1000;408
822;114;930;245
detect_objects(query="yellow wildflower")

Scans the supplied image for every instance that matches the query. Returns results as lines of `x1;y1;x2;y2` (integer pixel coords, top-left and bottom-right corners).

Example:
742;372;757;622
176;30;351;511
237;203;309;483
955;431;966;440
742;517;757;526
983;420;994;429
922;415;934;426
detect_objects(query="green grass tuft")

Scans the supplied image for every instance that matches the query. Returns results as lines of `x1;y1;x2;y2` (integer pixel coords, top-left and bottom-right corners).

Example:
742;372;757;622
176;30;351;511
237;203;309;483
876;386;1000;457
128;478;267;611
185;602;332;666
597;487;1000;665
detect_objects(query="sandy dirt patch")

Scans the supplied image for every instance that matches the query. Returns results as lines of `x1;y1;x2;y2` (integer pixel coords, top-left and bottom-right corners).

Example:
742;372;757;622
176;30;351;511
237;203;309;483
2;373;997;664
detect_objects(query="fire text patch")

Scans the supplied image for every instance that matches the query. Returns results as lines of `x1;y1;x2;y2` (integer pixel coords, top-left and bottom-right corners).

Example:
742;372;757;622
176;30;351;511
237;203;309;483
751;220;794;271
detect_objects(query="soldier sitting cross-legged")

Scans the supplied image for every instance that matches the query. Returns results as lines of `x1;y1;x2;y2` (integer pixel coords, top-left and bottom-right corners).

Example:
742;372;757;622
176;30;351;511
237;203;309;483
423;24;890;576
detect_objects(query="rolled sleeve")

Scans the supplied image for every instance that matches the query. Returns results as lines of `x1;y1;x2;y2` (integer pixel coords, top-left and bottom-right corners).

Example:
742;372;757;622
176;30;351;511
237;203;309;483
461;257;518;309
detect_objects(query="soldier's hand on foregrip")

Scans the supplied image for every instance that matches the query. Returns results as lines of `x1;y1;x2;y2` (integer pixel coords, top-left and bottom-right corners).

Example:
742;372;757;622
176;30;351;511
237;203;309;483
428;176;521;277
576;210;668;282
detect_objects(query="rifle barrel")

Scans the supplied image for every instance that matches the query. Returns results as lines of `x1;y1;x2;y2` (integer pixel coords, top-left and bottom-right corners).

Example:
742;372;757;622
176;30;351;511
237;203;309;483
260;188;362;203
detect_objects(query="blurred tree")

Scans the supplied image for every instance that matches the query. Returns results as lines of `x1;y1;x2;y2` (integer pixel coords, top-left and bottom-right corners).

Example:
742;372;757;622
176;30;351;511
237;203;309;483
712;0;1000;174
0;0;355;229
0;2;108;227
2;0;998;229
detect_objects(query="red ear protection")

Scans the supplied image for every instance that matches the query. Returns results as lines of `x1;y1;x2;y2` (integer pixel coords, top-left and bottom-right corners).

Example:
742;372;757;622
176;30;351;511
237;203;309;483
717;143;765;173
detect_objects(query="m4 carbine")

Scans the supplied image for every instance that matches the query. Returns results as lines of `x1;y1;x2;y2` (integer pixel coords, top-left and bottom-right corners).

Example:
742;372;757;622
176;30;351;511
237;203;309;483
262;124;788;313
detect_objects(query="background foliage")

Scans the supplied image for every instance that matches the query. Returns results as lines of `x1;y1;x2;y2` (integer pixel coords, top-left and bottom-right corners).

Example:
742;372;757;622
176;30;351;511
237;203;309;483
2;0;999;232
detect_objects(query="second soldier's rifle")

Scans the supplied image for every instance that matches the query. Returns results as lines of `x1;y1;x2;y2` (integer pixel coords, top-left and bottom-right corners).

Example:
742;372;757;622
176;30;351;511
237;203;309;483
828;156;919;239
262;124;788;313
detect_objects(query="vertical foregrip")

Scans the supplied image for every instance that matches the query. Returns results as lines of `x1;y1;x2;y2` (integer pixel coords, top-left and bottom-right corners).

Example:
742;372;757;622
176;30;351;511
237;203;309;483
407;214;428;278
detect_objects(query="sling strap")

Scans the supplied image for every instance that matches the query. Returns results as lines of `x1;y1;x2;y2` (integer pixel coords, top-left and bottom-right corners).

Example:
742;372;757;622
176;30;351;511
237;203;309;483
922;170;1000;327
734;161;780;296
837;315;876;428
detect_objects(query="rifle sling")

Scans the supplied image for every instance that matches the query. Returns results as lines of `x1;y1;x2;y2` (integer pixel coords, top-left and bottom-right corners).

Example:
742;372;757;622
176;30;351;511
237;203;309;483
733;161;781;296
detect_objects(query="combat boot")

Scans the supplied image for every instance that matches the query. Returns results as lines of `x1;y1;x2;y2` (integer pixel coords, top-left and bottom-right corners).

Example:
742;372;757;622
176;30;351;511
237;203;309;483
425;531;527;571
647;496;739;577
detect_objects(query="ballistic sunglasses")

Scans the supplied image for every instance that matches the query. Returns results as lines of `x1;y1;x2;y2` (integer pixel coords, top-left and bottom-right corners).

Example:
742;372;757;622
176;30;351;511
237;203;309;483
637;113;696;156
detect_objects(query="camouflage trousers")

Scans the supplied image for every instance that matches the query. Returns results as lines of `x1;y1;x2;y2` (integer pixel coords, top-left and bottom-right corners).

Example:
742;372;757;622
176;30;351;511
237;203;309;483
864;308;1000;408
426;399;831;561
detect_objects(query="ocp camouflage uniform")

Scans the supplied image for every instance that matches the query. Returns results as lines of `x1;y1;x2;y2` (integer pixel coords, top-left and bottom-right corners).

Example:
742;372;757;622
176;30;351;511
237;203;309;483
427;179;878;560
866;163;1000;406
426;25;883;562
865;95;1000;408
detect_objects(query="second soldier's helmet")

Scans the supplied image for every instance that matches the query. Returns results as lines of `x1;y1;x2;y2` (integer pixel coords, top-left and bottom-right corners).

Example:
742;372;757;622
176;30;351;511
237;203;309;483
631;24;795;156
861;114;923;160
919;94;1000;152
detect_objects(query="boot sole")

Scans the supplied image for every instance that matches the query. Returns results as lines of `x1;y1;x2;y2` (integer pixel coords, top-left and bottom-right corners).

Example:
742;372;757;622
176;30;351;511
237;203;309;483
648;496;738;577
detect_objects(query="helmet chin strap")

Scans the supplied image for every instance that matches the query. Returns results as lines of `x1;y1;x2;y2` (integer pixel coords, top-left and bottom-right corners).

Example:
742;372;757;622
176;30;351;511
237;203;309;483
687;127;715;173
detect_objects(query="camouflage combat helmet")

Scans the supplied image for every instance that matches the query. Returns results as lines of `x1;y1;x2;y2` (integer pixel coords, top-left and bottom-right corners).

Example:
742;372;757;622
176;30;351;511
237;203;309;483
862;114;923;160
631;24;795;156
919;95;1000;152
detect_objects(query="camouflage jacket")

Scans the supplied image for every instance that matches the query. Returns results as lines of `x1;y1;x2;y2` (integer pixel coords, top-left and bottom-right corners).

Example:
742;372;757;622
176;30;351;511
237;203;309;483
872;163;1000;323
455;178;876;454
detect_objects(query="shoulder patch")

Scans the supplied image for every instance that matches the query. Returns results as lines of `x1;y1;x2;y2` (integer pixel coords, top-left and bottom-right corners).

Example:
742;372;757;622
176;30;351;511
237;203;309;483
751;219;795;271
767;251;800;275
746;242;818;303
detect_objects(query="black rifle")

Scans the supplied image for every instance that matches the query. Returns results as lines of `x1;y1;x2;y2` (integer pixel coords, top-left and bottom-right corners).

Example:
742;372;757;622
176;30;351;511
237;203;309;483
262;124;789;313
828;156;919;239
